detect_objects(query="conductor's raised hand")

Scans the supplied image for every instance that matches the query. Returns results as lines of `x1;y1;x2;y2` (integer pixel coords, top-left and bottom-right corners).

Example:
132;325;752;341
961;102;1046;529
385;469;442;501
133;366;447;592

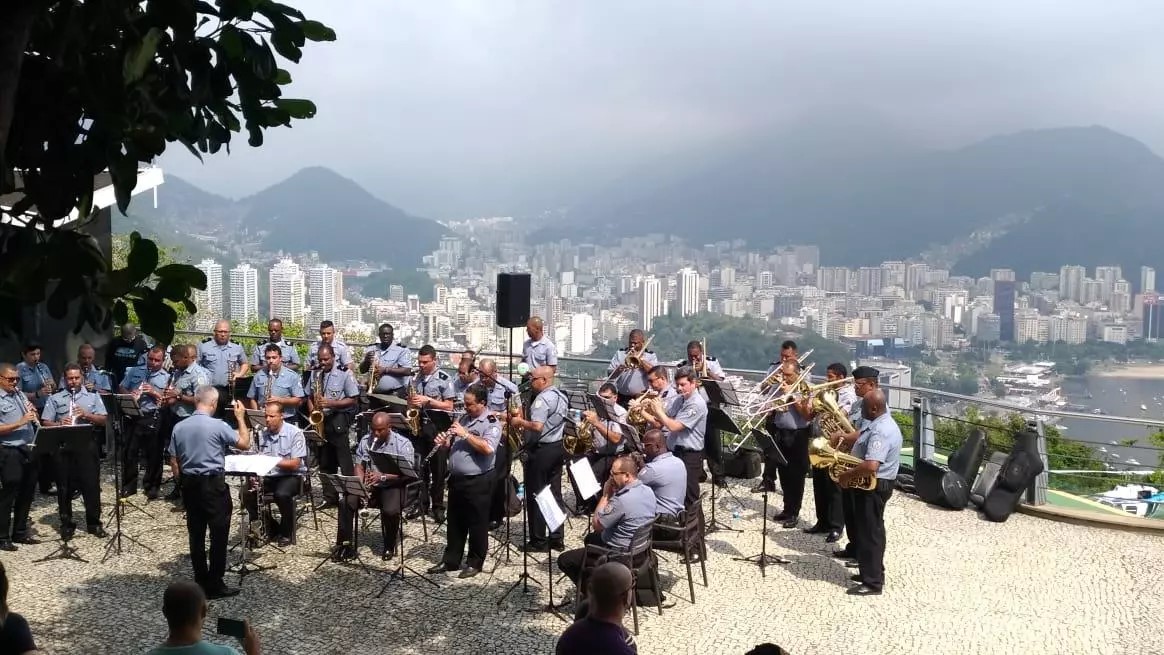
232;400;247;420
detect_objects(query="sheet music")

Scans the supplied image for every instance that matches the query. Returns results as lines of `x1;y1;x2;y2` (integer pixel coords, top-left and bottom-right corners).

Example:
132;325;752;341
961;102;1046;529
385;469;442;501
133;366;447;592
569;458;601;500
535;485;567;533
225;454;281;475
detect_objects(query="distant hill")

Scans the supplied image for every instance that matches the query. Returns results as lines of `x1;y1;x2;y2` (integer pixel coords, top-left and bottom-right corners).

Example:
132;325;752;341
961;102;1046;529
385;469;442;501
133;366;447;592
534;125;1164;277
239;167;445;264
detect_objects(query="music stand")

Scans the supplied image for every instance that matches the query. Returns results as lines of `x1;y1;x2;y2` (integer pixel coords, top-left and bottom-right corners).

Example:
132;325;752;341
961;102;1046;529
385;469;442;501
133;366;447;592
243;409;266;432
497;470;544;607
314;473;373;575
226;472;277;584
102;395;156;562
732;428;790;575
32;425;94;565
704;407;742;534
374;452;438;594
522;486;567;622
702;380;740;407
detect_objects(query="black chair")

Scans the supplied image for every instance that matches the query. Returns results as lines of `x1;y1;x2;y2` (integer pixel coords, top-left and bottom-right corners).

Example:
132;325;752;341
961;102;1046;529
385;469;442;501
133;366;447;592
652;506;707;604
259;476;308;544
577;520;662;635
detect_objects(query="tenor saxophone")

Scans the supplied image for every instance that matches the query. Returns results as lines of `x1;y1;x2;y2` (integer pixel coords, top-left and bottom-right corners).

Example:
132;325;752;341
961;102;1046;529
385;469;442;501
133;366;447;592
309;367;326;435
404;373;421;435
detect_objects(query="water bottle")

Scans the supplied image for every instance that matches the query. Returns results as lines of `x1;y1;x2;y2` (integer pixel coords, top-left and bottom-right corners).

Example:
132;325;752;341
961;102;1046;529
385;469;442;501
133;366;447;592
516;483;525;501
731;508;741;528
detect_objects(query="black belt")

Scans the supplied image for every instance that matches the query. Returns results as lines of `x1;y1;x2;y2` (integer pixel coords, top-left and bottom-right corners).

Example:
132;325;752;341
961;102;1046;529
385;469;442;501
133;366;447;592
181;471;225;478
451;471;491;480
673;446;700;455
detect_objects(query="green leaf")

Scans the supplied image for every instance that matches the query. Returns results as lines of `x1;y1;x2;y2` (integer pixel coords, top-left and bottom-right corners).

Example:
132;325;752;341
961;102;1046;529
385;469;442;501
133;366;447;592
271;29;302;63
298;20;337;42
126;236;160;283
156;263;208;290
154;276;191;302
220;24;244;58
273;68;292;85
274;98;316;119
124;27;163;85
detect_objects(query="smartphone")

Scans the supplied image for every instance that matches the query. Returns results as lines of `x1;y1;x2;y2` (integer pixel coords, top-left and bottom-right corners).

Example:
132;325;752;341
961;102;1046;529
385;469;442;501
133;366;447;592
217;617;247;639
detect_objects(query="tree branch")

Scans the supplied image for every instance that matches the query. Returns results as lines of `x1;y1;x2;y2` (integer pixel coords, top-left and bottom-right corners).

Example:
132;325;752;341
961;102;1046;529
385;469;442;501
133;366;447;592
0;3;37;189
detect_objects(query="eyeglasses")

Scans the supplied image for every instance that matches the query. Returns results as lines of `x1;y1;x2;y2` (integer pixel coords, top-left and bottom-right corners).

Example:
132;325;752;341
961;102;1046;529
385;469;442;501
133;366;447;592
1;376;17;382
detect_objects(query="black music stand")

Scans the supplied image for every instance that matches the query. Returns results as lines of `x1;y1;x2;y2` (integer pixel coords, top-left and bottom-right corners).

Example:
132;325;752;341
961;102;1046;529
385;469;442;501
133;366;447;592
32;425;93;565
490;428;522;565
102;394;156;562
523;485;567;622
497;467;544;607
243;410;266;432
705;407;743;534
314;473;374;575
374;452;438;594
702;380;740;407
732;428;790;575
226;471;277;584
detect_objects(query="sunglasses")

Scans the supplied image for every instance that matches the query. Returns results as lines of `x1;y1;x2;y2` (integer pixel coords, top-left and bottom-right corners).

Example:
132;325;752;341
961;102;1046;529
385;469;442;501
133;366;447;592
1;376;18;382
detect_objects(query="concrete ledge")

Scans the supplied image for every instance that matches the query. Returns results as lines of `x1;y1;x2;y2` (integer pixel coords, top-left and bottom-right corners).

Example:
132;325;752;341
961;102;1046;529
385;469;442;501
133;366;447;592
1018;502;1164;534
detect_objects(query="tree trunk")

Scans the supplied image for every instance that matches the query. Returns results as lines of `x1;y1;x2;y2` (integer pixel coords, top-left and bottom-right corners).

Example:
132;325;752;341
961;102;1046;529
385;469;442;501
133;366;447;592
0;3;37;192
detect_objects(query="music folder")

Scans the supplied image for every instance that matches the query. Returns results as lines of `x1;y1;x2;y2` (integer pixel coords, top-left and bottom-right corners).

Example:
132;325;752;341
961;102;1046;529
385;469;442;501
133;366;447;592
701;379;740;407
370;451;418;481
586;394;612;421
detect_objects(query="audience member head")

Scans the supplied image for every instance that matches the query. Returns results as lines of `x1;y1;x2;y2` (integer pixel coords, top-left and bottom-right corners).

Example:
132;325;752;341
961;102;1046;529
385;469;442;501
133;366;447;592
161;580;208;635
587;562;634;622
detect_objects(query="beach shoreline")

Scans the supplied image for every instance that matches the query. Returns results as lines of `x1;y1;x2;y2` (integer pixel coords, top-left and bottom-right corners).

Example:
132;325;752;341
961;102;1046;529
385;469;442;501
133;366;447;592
1094;364;1164;379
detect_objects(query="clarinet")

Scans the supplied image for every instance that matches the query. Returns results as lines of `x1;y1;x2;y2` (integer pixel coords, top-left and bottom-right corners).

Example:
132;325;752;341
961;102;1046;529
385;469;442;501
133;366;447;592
426;427;480;463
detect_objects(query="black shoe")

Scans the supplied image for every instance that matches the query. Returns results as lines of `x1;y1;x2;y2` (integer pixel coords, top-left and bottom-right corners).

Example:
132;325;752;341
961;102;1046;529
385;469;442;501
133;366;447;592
780;518;799;529
488;520;502;531
144;489;159;501
458;566;481;579
432;508;446;524
405;507;424;520
850;574;862;582
71;489;82;500
522;541;549;553
772;511;792;522
381;548;396;561
847;584;882;596
164;489;181;501
88;525;108;538
713;476;728;488
119;488;137;499
833;548;855;559
205;585;242;600
426;563;453;575
315;499;339;510
41;486;57;496
751;481;776;493
825;531;842;543
60;522;77;541
802;524;828;534
277;537;293;548
0;541;16;552
549;540;566;552
333;547;357;562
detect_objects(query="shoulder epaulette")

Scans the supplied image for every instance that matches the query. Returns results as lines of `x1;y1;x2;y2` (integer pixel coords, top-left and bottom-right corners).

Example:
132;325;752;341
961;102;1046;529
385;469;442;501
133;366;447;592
645;349;655;354
707;356;717;361
770;361;780;366
437;370;450;380
618;347;627;352
487;414;497;423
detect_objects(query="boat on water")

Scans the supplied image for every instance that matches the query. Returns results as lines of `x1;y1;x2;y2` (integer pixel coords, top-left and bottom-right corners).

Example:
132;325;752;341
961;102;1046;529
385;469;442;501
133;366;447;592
1141;404;1148;412
1090;484;1164;519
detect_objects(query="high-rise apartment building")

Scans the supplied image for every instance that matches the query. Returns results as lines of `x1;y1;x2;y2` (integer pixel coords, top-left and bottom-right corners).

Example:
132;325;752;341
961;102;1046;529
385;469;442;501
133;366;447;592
857;267;884;297
639;276;664;330
816;267;850;293
389;284;404;302
1059;265;1086;302
989;268;1016;282
269;258;305;324
307;265;336;324
193;259;223;326
1141;266;1156;294
569;313;594;354
677;267;701;317
905;263;930;299
994;280;1016;342
1144;293;1164;342
229;263;259;322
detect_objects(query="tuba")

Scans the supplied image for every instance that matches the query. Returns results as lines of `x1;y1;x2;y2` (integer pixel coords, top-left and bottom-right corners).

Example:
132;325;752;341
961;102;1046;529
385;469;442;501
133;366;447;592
808;437;877;491
308;367;326;435
623;335;654;370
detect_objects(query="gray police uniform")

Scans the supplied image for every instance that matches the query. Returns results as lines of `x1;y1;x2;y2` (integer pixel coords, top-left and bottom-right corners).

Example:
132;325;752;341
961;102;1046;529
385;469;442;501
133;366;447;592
16;361;53;411
169;410;240;589
244;421;307;540
336;431;417;552
439;411;501;570
197;338;247;388
42;389;108;531
522;337;558;369
0;388;37;542
525;385;568;543
119;364;172;495
765;390;812;519
609;348;658;403
367;342;412;394
484;377;519;413
452;374;478;403
848;412;902;591
246;366;306;422
582;402;628;494
557;479;657;586
307;340;353;369
170;363;212;420
639;451;687;517
58;367;112;394
251;340;300;369
412;368;456;512
664;391;708;507
309;366;360;500
839;394;867;557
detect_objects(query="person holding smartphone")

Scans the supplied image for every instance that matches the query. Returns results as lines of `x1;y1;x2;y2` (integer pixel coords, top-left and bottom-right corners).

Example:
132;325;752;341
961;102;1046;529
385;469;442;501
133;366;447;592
148;580;260;655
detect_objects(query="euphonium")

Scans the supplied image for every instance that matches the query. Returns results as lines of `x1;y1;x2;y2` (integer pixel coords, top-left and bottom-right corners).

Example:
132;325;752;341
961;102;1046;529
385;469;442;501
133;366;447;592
811;383;856;449
808;437;876;491
308;367;325;435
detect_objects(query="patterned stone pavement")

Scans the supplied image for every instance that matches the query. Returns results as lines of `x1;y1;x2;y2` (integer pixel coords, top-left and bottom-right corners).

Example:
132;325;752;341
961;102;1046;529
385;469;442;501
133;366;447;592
5;463;1163;655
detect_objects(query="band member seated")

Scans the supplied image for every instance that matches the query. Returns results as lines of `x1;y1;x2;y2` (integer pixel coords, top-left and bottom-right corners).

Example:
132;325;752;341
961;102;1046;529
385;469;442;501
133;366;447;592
360;323;412;403
645;367;707;509
607;330;657;408
119;346;172;499
426;384;501;579
241;402;307;546
41;363;109;539
307;345;359;507
637;429;686;521
246;344;305;426
582;383;629;486
334;412;416;561
557;454;657;598
508;366;568;552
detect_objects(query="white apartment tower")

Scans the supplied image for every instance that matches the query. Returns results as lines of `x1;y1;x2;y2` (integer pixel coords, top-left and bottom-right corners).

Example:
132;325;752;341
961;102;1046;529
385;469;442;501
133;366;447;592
193;259;223;327
229;263;259;322
639;277;664;331
677;267;701;317
1142;266;1156;294
307;264;337;324
269;258;306;324
569;313;594;354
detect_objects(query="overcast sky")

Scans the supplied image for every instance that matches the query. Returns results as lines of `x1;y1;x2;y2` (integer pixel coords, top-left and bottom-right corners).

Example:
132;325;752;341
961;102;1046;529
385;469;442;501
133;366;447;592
161;0;1164;218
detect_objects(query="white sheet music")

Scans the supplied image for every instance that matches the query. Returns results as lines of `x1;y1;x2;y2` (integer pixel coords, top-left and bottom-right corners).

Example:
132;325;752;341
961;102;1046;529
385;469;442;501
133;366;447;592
534;485;567;533
225;454;281;475
569;458;601;501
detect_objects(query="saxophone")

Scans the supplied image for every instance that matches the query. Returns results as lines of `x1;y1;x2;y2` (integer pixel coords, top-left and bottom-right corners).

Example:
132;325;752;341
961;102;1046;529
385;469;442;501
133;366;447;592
404;373;421;435
309;367;326;435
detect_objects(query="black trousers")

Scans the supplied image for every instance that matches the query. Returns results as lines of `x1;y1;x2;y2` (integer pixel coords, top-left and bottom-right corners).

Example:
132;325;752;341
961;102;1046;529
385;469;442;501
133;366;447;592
37;450;56;494
56;449;102;529
704;420;724;481
812;467;844;531
853;479;894;590
122;414;161;494
414;422;448;511
318;418;355;502
525;440;565;542
841;489;860;555
771;427;810;517
0;446;37;540
558;533;662;606
488;440;512;523
442;473;492;569
242;475;300;540
337;484;404;551
673;447;704;509
182;474;232;587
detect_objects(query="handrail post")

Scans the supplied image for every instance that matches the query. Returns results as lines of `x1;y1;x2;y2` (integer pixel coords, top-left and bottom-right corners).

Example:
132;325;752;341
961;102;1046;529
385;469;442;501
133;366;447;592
911;397;934;462
1028;418;1049;506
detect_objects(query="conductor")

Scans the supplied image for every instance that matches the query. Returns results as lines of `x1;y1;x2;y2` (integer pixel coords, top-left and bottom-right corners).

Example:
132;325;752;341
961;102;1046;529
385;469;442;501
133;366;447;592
168;386;251;600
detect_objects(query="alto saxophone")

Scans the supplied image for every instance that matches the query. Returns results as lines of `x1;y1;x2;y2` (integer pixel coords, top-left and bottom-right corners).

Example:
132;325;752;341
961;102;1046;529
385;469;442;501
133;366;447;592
309;367;326;435
404;372;421;435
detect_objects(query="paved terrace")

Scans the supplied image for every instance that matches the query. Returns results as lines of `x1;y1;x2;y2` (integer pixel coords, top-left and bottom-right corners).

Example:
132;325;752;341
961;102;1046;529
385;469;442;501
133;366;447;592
7;466;1162;655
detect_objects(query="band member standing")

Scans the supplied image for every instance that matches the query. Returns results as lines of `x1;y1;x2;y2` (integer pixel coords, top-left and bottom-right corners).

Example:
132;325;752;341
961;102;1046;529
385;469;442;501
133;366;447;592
637;429;686;520
197;320;250;420
838;389;902;596
763;361;813;528
249;318;301;371
163;345;213;493
308;345;359;507
0;363;41;550
477;358;519;410
246;344;306;426
683;340;726;486
169;388;250;599
646;368;707;509
242;402;307;546
608;330;657;408
522;316;558;372
476;358;519;527
804;362;853;543
780;340;801;368
408;345;456;523
830;367;879;563
582;383;629;486
119;346;172;499
359;323;412;401
334;412;416;561
636;366;678;433
17;343;56;495
427;384;501;578
106;323;150;388
453;350;478;402
61;344;113;393
41;363;109;539
509;366;568;552
307;320;353;369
